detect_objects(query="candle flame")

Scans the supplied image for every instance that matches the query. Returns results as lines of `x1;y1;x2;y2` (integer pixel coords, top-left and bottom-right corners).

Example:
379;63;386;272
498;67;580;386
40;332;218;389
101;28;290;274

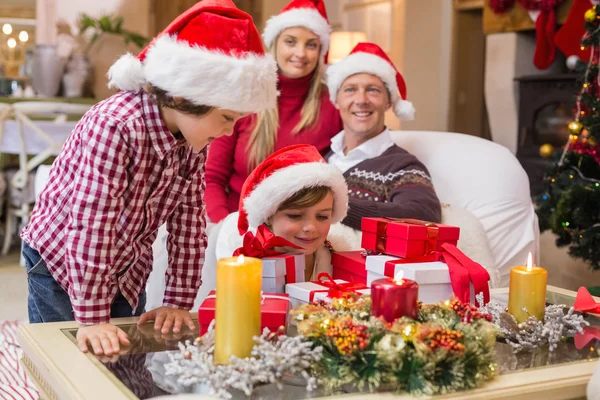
237;254;245;264
526;252;533;271
394;271;404;284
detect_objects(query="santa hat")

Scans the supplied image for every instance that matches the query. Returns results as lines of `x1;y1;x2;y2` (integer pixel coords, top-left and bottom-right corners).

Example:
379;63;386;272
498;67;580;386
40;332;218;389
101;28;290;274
326;42;415;120
262;0;331;59
238;144;348;234
107;0;277;113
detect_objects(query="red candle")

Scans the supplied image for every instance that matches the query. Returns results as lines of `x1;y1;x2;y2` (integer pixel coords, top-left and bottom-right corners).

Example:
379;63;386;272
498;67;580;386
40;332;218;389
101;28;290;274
371;273;419;322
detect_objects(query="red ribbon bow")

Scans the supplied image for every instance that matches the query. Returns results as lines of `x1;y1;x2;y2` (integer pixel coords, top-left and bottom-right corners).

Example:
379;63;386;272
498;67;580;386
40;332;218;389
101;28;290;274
383;243;491;306
233;224;304;258
574;326;600;350
574;287;600;314
309;272;368;303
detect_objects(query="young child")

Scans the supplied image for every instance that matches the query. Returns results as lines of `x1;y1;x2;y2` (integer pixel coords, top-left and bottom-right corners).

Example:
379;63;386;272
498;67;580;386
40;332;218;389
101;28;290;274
214;144;352;280
20;0;277;357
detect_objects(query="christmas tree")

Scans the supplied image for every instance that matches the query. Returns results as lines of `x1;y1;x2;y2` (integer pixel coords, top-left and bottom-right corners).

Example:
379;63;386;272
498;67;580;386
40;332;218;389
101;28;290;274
536;5;600;272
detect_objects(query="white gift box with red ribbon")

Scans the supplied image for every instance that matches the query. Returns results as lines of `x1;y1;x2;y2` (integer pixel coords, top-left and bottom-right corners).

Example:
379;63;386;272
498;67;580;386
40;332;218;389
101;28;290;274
366;255;475;305
285;274;370;308
261;254;305;293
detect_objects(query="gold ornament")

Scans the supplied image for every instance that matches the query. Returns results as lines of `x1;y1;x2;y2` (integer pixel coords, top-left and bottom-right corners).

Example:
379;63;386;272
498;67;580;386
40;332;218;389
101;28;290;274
539;144;555;159
585;8;597;23
588;136;597;146
568;120;584;135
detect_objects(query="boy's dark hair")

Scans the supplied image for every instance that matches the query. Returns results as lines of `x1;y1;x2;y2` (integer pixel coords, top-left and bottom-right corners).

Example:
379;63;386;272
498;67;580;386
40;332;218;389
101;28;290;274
146;85;214;116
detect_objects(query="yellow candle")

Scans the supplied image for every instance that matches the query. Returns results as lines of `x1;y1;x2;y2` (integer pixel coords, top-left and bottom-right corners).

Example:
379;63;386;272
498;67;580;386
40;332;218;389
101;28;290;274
508;253;547;323
214;255;262;364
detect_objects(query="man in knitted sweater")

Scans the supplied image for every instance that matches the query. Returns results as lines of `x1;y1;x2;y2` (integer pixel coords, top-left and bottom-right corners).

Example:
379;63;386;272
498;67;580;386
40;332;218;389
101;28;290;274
325;43;441;230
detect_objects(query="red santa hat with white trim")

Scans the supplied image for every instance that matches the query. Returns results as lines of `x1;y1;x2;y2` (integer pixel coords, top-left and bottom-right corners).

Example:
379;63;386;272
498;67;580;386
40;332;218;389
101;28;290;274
326;42;415;120
107;0;277;114
238;144;348;235
262;0;331;60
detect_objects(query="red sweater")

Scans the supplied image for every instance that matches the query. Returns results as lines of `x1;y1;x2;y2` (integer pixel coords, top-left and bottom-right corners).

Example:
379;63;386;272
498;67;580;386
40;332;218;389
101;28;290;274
205;72;343;222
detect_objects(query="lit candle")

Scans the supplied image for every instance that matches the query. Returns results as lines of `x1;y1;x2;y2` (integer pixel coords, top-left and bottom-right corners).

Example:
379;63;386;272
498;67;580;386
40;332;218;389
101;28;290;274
371;272;419;322
214;255;262;364
508;253;547;323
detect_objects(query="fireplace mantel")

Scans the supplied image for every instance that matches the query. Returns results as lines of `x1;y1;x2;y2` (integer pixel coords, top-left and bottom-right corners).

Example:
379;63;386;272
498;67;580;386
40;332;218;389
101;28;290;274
483;0;574;34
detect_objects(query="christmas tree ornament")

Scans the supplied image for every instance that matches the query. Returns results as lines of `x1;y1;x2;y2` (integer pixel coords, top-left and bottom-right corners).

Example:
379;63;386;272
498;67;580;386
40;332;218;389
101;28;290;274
569;120;584;135
566;55;581;70
555;0;593;63
585;7;597;21
539;143;555;158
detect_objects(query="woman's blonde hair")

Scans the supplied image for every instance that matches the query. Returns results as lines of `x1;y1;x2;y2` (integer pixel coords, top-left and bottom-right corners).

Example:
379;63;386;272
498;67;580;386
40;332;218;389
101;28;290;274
277;185;332;212
246;40;326;171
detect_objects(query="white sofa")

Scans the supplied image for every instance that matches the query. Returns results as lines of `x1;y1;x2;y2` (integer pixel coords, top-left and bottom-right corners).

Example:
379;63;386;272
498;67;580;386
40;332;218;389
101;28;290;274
390;130;539;286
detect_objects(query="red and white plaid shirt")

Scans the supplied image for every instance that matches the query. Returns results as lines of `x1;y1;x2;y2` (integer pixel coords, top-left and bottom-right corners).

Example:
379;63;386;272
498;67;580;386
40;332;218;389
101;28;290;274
21;91;207;325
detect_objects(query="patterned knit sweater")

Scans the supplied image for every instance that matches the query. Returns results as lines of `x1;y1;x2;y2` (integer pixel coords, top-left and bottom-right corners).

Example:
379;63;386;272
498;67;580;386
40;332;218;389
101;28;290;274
329;145;442;230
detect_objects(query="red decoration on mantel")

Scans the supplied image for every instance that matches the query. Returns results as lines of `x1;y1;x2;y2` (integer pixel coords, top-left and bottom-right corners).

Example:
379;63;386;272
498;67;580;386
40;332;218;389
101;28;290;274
518;0;567;69
518;0;564;11
489;0;516;14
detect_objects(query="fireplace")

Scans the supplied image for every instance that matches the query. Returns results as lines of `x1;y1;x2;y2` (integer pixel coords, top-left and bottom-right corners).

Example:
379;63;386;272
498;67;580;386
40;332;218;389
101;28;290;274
515;74;579;196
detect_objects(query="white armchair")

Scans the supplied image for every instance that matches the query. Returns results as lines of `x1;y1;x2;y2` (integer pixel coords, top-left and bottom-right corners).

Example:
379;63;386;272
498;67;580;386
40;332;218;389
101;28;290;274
390;131;539;287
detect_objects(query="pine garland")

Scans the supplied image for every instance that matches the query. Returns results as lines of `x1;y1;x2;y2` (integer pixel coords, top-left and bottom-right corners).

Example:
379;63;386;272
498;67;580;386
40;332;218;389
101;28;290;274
292;297;497;395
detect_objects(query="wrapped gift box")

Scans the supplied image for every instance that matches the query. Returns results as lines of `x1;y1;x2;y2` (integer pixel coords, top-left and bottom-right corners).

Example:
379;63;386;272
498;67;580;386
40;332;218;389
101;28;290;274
198;291;290;335
285;279;369;308
331;251;367;285
261;254;305;293
361;217;460;258
366;255;475;305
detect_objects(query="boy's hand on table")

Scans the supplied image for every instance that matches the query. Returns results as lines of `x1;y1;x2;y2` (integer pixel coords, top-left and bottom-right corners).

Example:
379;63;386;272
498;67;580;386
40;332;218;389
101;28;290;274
138;306;195;334
76;323;130;356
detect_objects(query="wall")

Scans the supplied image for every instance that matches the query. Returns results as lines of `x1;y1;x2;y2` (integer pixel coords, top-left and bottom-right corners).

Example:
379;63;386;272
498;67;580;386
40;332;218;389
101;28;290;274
484;32;563;153
396;0;453;132
56;0;151;36
323;0;453;132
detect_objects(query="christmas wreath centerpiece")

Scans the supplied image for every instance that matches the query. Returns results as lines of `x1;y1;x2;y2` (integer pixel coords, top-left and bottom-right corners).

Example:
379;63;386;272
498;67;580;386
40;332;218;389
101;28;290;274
292;296;498;395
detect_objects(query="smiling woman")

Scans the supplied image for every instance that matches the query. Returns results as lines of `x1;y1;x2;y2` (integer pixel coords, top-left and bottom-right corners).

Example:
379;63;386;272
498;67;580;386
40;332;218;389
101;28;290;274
204;0;344;224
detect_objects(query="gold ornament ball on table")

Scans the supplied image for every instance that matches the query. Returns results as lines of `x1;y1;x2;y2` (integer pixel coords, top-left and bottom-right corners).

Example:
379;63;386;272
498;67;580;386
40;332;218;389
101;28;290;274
568;120;584;135
585;8;597;23
539;144;555;159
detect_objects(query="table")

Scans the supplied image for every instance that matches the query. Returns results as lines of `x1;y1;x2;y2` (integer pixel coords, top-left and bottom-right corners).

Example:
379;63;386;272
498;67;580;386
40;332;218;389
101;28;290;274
17;286;600;400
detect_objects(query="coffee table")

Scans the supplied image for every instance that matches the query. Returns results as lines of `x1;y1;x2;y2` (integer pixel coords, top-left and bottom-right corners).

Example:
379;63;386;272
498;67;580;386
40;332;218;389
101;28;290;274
17;286;600;399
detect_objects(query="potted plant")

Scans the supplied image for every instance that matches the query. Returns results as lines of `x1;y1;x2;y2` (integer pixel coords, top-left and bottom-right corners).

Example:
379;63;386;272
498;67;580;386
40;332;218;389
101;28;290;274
76;13;149;99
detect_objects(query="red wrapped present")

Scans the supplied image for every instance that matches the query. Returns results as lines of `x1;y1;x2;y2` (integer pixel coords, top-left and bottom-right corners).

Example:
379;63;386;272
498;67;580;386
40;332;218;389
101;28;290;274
331;251;367;285
198;291;290;335
361;217;459;258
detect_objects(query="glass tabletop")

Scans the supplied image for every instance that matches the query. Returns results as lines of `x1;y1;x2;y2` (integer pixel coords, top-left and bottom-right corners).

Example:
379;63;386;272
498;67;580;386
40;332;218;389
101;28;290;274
61;289;600;399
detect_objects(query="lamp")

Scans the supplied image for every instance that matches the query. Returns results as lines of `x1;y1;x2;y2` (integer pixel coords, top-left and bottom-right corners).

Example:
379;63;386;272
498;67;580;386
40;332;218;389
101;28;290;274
328;31;367;64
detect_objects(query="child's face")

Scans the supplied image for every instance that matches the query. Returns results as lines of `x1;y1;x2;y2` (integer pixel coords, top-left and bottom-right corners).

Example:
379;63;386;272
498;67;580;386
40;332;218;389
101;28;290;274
275;27;320;79
167;106;247;151
335;73;391;140
268;192;334;255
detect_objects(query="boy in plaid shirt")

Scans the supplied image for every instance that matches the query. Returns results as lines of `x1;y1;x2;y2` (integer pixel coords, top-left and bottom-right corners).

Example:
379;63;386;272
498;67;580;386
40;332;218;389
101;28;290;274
20;0;277;357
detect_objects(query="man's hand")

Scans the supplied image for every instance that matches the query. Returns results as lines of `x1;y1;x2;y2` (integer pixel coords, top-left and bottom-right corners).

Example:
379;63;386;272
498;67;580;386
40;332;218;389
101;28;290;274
76;323;130;356
138;307;195;334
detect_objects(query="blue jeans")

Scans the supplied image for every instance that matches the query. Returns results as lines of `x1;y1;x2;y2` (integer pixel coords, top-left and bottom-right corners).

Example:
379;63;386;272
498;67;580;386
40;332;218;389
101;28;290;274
23;242;146;324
